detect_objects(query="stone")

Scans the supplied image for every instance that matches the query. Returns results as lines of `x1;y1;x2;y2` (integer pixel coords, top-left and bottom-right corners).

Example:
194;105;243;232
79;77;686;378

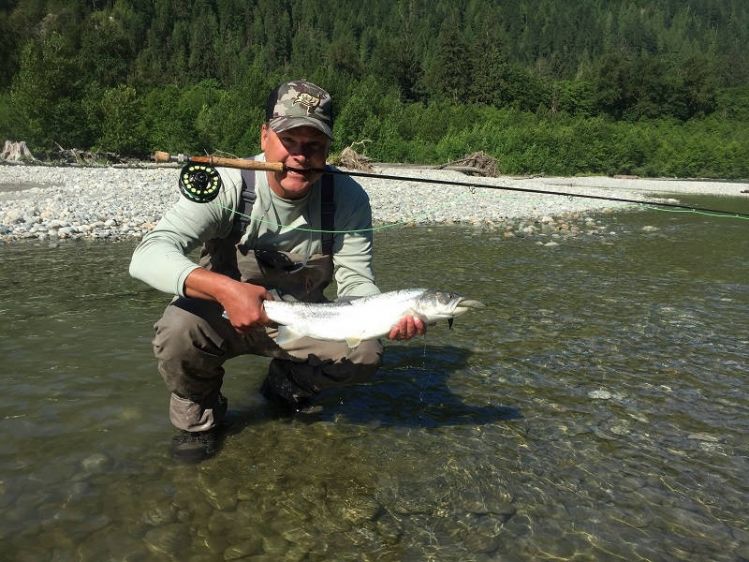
80;453;112;474
337;496;382;525
223;537;263;560
143;524;190;559
200;476;238;512
463;530;500;554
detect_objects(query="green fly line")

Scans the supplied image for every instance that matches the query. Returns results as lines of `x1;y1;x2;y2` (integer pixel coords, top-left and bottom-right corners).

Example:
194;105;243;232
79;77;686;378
642;205;749;220
213;199;748;237
212;201;435;234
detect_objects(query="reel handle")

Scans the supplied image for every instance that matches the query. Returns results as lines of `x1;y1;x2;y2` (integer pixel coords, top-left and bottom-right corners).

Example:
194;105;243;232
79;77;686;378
153;151;285;172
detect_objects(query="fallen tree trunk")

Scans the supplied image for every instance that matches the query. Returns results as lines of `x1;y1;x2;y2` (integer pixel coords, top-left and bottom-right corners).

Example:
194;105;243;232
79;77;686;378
436;151;499;177
331;142;374;171
51;143;126;166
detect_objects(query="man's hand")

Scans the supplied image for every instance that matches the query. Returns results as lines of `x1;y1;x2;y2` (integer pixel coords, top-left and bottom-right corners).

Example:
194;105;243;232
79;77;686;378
388;315;426;341
184;268;271;332
220;282;271;332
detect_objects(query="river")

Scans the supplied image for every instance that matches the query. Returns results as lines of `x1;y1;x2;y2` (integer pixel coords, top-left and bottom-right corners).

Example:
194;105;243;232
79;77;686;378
1;197;747;561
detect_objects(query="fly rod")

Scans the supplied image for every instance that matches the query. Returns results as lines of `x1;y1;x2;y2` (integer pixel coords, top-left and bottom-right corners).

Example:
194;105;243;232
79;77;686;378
152;151;749;219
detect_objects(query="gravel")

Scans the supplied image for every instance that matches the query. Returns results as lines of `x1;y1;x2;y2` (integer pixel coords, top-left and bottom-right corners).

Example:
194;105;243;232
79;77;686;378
0;164;746;242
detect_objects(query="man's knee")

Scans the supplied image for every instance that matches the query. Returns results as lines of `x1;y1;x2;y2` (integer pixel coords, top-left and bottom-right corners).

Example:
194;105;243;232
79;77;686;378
346;338;384;370
152;299;230;402
153;298;226;364
294;338;384;392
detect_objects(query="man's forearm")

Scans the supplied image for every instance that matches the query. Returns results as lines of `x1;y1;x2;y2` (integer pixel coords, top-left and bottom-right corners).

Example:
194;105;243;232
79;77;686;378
184;268;271;331
183;268;239;302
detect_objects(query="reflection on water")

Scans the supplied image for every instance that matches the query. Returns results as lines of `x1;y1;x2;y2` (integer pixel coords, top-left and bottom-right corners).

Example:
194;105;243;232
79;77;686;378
1;202;747;561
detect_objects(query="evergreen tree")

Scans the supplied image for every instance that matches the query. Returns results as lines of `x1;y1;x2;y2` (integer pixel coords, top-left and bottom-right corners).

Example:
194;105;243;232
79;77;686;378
10;32;90;147
97;84;146;154
424;17;471;103
467;33;512;107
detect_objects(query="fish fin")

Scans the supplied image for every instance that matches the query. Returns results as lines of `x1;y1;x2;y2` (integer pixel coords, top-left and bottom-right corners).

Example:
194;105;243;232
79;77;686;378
345;337;362;349
448;318;454;330
275;325;303;348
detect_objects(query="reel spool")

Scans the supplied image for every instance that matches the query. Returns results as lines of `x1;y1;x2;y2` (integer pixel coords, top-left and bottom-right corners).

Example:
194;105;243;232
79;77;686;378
178;163;222;203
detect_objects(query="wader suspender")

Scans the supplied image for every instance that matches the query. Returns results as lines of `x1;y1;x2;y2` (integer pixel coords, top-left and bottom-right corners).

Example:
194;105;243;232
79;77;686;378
320;170;335;255
232;168;335;254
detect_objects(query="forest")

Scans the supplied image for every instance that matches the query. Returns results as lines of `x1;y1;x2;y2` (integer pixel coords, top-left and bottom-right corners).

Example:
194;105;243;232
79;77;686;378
1;0;748;177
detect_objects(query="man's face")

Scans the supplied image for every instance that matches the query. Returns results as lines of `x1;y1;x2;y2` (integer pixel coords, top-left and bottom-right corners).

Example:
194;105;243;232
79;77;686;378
261;124;331;199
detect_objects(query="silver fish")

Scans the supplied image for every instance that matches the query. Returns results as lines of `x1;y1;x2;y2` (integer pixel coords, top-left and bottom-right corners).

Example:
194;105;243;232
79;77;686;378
264;288;484;348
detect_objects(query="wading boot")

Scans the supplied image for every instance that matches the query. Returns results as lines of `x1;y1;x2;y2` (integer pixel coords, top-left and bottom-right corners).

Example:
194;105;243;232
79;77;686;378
171;428;221;464
170;393;228;463
260;362;321;415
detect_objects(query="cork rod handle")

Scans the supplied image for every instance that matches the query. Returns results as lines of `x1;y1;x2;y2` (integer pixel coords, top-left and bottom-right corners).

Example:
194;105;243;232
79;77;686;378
152;151;285;172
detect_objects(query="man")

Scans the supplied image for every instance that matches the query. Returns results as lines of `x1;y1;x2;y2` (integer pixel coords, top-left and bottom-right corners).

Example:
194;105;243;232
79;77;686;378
130;80;424;462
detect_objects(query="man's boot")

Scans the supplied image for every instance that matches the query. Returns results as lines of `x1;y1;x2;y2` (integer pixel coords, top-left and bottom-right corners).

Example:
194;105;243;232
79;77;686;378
260;360;318;414
170;393;228;463
171;429;221;463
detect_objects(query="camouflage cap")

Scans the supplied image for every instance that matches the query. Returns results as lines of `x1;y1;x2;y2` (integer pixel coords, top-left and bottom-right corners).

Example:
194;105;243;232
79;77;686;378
265;80;334;139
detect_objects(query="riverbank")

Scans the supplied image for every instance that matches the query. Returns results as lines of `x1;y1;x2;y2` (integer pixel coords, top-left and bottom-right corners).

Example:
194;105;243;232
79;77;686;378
0;164;747;242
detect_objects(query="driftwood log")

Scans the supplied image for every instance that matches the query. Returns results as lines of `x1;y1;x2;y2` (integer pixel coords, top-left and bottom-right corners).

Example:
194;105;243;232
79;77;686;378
1;140;37;162
436;151;499;177
51;143;128;165
331;142;374;171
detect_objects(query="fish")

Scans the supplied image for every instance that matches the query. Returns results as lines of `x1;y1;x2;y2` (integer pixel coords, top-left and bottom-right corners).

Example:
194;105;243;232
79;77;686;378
263;288;484;348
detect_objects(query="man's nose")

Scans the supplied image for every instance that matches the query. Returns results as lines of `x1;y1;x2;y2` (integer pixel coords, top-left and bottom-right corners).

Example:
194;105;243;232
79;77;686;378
291;144;314;158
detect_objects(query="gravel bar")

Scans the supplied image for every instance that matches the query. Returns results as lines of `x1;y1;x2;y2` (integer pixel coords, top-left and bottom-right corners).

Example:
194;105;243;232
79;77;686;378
0;164;746;242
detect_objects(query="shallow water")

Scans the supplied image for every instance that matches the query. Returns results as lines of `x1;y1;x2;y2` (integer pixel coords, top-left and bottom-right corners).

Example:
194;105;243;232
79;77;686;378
1;199;747;561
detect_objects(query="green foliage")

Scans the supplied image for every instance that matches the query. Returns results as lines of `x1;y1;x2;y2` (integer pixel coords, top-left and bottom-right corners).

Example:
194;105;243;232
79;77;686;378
141;81;223;154
97;85;147;155
77;1;143;87
9;32;92;149
0;0;747;178
424;19;471;103
0;91;23;142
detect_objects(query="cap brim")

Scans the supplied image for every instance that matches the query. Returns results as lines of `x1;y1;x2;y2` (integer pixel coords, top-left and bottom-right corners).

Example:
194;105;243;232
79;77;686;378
270;117;333;139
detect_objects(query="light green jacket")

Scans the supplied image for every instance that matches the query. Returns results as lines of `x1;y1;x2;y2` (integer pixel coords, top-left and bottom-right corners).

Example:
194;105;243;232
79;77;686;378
129;155;380;299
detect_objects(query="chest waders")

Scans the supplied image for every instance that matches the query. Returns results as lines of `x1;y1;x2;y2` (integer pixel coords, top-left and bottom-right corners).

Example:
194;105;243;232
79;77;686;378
198;168;336;302
155;167;381;435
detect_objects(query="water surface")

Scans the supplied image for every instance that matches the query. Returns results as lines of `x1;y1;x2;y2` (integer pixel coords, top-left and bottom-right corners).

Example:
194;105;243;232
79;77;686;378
1;200;747;561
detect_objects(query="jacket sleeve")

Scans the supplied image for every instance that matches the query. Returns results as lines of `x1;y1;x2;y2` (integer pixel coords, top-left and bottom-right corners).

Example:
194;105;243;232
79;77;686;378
331;176;381;298
128;169;239;296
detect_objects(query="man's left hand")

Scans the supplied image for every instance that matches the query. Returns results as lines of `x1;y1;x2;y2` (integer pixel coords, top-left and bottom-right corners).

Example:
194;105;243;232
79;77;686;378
388;315;426;341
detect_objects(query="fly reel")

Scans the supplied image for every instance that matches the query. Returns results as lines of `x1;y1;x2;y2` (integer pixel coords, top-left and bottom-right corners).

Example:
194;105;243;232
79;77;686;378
178;163;222;203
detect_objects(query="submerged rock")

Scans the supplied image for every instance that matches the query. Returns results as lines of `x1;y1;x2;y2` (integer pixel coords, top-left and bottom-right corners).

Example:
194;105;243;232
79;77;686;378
223;537;263;560
80;453;113;474
143;523;190;558
199;475;238;511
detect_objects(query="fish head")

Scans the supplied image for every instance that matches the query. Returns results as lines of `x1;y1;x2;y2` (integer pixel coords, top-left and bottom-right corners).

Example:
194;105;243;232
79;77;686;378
413;289;484;322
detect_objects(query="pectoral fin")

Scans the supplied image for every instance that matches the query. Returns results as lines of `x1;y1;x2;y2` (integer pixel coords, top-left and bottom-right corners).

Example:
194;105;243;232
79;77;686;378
345;337;362;349
275;325;304;349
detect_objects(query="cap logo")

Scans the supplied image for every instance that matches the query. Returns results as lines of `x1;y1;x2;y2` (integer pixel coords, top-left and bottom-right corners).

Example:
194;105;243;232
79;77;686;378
292;92;321;115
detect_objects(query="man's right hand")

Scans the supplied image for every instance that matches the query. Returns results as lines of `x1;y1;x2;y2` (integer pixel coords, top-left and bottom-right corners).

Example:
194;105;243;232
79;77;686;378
220;281;271;332
184;268;271;332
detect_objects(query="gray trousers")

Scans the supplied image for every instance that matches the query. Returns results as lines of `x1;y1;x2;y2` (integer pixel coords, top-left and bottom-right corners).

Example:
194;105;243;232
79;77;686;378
153;297;383;431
